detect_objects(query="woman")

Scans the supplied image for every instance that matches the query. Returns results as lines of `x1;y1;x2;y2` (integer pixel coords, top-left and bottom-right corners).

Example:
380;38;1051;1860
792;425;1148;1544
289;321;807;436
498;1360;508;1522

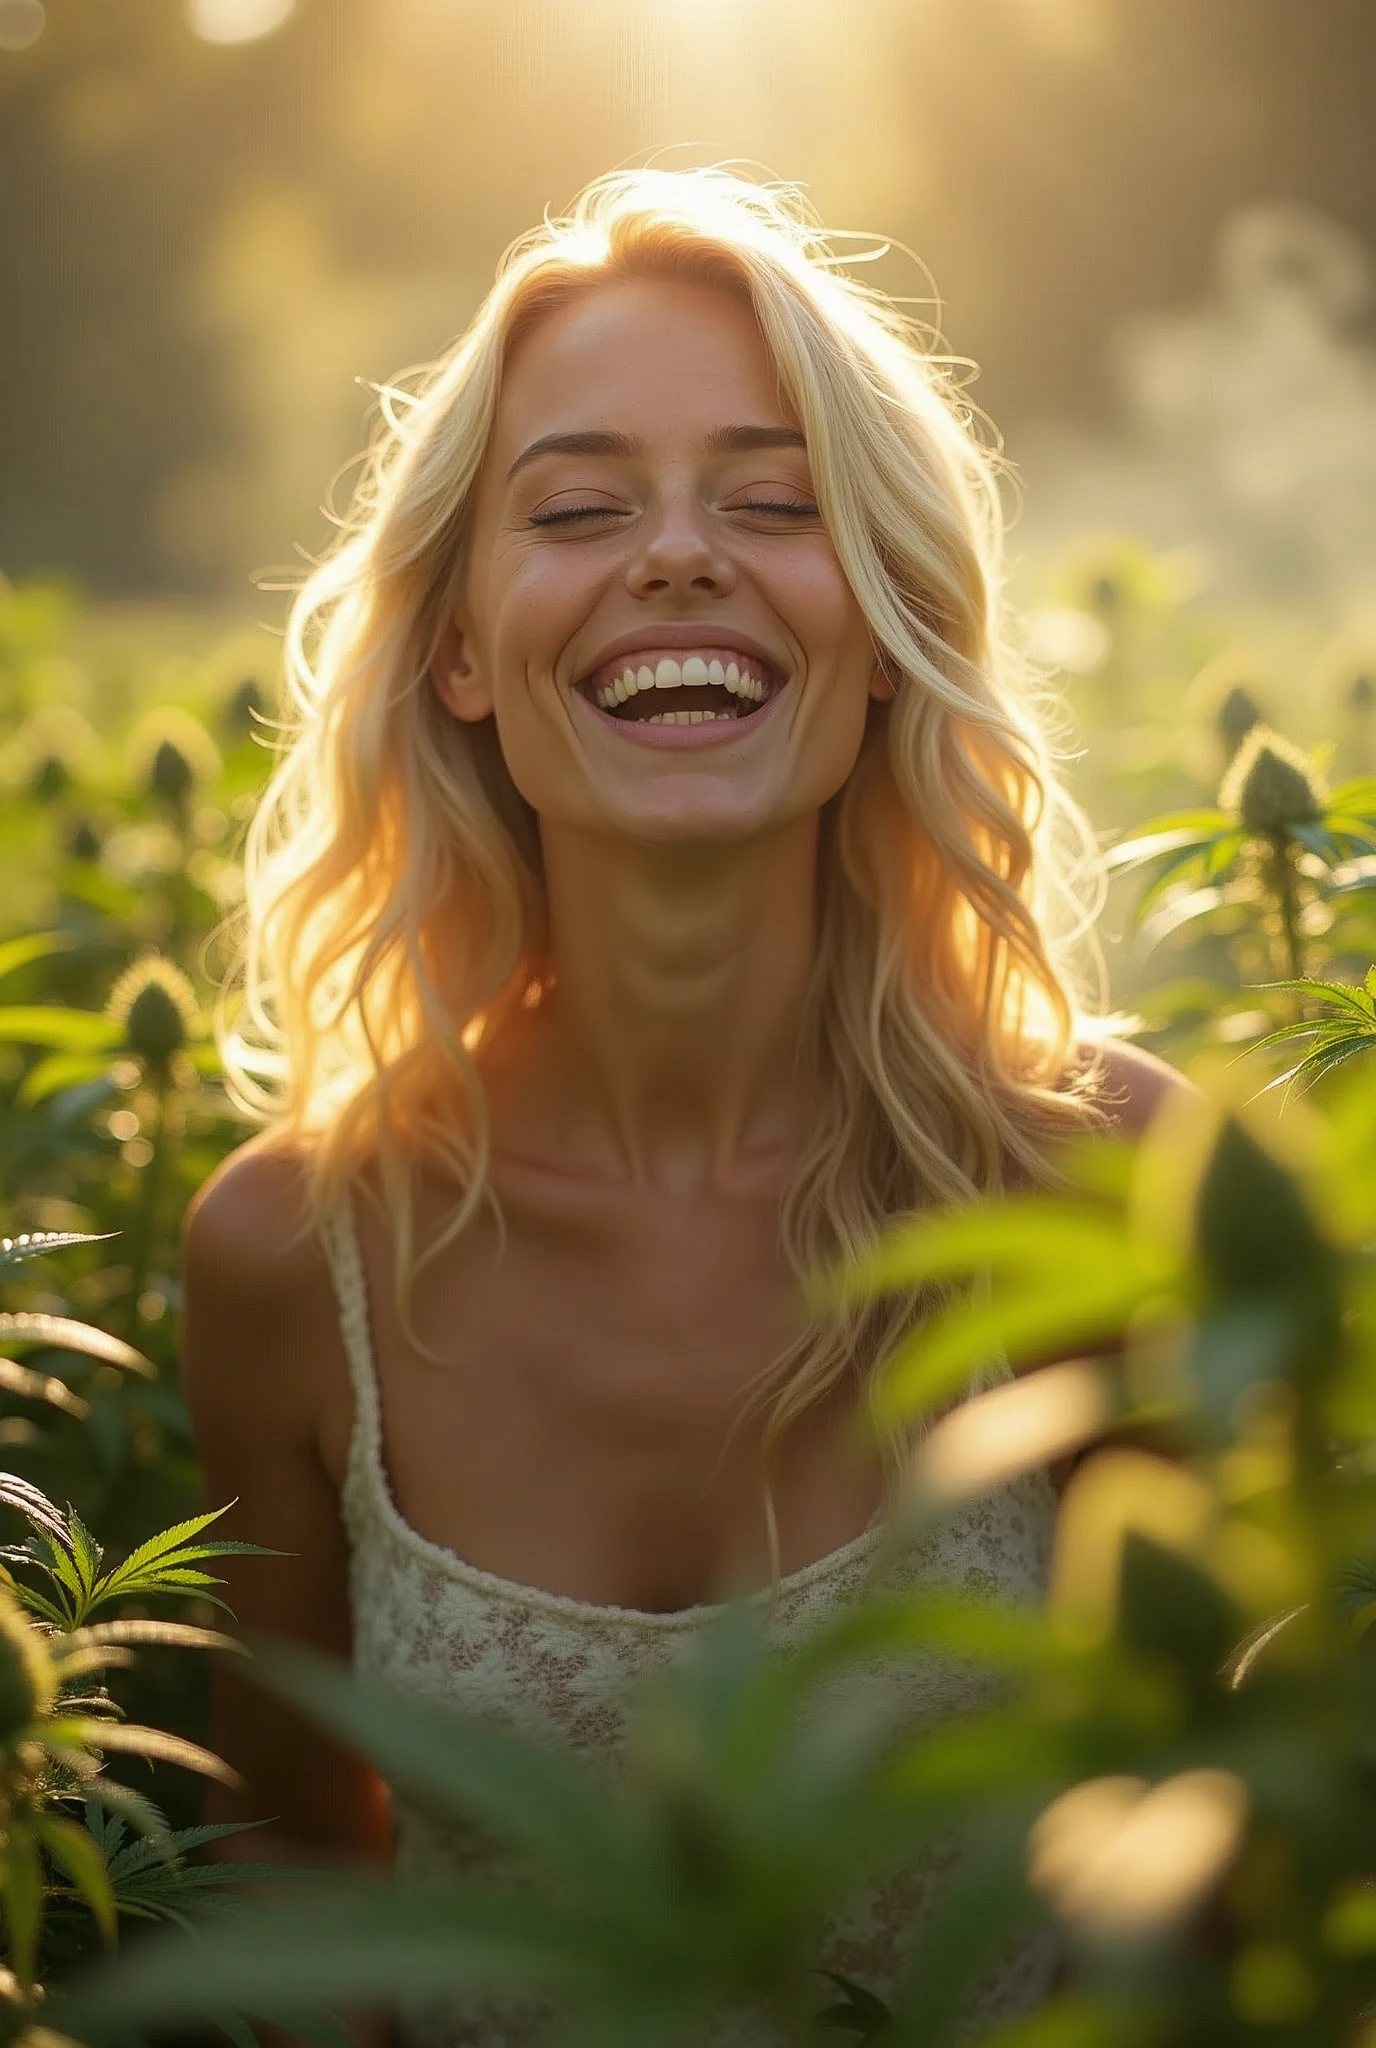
181;167;1178;2044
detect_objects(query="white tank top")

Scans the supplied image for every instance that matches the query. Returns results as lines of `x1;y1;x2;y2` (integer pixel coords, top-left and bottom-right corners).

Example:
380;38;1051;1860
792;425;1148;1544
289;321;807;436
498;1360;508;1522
319;1191;1062;2046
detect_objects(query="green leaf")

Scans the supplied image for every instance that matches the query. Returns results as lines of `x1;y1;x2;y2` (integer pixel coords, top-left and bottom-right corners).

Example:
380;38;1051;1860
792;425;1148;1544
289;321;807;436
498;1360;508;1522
79;1776;171;1849
250;1639;630;1895
1107;811;1231;858
1328;776;1376;815
64;1618;245;1658
67;1511;105;1605
1130;843;1214;922
10;1580;74;1629
0;1229;120;1273
49;1717;238;1785
0;1473;72;1548
0;930;80;986
0;1312;155;1378
0;1006;122;1052
1267;1034;1376;1099
873;1268;1155;1426
34;1813;117;1946
14;1052;111;1110
92;1505;277;1605
821;1200;1140;1308
0;1827;45;1988
0;1356;89;1417
51;1879;587;2033
1139;881;1231;947
1250;977;1376;1020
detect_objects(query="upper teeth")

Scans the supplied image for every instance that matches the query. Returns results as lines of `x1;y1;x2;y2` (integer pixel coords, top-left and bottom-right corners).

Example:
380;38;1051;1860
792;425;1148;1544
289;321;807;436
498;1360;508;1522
593;656;769;711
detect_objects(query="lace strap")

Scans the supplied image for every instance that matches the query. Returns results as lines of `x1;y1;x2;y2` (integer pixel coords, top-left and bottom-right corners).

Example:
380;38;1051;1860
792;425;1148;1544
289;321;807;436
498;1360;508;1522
317;1189;384;1503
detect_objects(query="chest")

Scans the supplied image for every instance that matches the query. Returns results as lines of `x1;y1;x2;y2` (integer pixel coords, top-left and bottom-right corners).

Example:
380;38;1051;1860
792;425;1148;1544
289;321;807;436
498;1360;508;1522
324;1167;884;1613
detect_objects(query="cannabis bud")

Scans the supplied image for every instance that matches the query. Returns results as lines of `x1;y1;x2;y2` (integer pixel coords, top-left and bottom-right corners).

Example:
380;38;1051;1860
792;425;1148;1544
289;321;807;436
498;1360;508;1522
224;677;265;739
65;819;101;863
27;756;69;806
1219;726;1326;836
150;739;194;808
1218;685;1261;754
106;955;200;1072
126;707;222;813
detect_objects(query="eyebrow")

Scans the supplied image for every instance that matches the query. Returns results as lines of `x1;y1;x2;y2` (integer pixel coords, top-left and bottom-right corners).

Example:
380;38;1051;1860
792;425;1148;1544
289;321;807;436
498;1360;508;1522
505;423;808;483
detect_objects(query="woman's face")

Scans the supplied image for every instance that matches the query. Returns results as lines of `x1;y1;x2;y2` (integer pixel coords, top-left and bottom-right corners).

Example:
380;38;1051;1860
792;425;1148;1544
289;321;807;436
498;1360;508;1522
436;275;889;845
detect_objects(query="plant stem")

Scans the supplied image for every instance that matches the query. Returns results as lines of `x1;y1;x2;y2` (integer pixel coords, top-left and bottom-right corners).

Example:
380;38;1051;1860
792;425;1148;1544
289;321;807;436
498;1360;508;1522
120;1076;170;1347
1268;833;1306;982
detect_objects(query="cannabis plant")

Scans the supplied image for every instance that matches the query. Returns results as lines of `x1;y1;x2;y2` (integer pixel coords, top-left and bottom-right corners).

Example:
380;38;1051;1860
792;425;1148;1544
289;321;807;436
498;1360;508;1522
0;1229;281;2041
1107;726;1376;978
52;1071;1376;2047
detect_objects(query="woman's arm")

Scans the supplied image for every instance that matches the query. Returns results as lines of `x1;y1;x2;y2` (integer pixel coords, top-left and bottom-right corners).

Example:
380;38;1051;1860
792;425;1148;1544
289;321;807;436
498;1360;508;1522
180;1140;394;2046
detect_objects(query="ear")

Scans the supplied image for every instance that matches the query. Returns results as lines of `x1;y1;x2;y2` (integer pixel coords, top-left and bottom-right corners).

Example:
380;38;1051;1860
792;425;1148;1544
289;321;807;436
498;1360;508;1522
868;653;899;703
430;610;494;723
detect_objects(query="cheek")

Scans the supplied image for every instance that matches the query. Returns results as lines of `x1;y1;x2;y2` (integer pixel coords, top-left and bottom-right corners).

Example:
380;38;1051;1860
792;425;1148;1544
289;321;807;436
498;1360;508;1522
768;542;870;660
489;546;601;671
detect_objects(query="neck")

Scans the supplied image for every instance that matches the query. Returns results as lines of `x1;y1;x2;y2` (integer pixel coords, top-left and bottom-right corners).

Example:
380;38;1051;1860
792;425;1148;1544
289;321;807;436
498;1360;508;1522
509;814;821;1197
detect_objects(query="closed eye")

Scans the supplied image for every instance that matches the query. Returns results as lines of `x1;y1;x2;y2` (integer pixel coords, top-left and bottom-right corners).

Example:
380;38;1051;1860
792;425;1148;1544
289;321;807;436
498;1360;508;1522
529;499;818;528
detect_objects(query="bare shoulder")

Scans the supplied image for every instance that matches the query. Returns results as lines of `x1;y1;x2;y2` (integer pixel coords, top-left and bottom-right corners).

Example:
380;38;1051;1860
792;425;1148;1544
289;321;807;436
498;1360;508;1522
1082;1035;1196;1141
181;1130;321;1288
179;1131;336;1425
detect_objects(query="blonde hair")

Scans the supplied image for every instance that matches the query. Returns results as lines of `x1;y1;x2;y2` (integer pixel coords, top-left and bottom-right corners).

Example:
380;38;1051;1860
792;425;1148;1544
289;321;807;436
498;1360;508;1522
218;166;1107;1574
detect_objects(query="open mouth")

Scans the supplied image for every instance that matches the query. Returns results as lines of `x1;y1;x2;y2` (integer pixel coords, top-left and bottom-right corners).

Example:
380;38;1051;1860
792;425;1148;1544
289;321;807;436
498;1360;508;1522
574;649;786;727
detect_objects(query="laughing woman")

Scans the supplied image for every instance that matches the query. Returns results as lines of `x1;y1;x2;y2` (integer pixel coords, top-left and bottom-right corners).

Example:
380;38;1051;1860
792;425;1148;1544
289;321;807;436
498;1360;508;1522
181;167;1177;2045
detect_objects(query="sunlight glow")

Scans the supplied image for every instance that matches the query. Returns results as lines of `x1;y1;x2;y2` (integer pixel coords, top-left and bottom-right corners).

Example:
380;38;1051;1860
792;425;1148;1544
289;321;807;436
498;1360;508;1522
0;0;45;52
185;0;297;46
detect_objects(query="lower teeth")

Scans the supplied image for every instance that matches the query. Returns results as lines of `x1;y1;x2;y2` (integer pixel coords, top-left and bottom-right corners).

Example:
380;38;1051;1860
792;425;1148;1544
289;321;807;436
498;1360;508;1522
641;708;742;726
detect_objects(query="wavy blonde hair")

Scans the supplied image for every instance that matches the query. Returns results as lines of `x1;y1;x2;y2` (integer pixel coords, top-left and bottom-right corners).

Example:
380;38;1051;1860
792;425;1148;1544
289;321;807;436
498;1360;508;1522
218;166;1107;1570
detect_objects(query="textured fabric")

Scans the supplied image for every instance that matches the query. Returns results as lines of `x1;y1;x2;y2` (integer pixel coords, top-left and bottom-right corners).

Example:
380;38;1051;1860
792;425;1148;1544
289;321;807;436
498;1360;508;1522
320;1192;1062;2046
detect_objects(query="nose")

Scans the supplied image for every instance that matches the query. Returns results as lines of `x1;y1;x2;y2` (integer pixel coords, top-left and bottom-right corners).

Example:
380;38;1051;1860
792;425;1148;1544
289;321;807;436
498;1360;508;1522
624;487;737;602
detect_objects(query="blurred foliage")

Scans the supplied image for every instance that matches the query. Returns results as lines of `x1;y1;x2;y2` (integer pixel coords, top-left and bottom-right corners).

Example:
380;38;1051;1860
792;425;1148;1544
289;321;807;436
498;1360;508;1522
0;1233;284;2047
0;546;1374;2040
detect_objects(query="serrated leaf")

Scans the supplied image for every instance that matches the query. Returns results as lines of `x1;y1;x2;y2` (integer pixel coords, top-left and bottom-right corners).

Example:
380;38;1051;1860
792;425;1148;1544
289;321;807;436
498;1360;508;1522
11;1581;73;1628
0;1472;69;1544
55;1719;240;1785
34;1814;116;1946
64;1618;245;1657
0;1357;88;1417
93;1504;277;1604
0;1230;120;1273
0;1313;154;1377
79;1777;171;1848
67;1511;104;1601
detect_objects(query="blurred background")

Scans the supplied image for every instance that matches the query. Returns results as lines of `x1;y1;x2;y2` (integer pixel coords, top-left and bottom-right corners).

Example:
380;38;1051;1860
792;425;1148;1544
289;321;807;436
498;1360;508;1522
0;0;1375;1890
3;0;1376;612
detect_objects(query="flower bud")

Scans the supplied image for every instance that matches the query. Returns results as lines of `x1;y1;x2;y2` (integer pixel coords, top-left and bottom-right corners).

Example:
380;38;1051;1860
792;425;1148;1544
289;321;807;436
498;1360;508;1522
1218;686;1261;754
150;739;194;808
1219;726;1326;835
105;955;200;1072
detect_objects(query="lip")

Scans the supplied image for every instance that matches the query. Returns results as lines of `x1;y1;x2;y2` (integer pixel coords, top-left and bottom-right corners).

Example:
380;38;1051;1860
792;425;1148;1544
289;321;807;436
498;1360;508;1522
572;622;788;694
571;674;791;749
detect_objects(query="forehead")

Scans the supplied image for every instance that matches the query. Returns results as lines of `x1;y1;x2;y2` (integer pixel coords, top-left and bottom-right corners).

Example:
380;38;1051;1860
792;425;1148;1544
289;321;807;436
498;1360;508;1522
490;276;796;463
